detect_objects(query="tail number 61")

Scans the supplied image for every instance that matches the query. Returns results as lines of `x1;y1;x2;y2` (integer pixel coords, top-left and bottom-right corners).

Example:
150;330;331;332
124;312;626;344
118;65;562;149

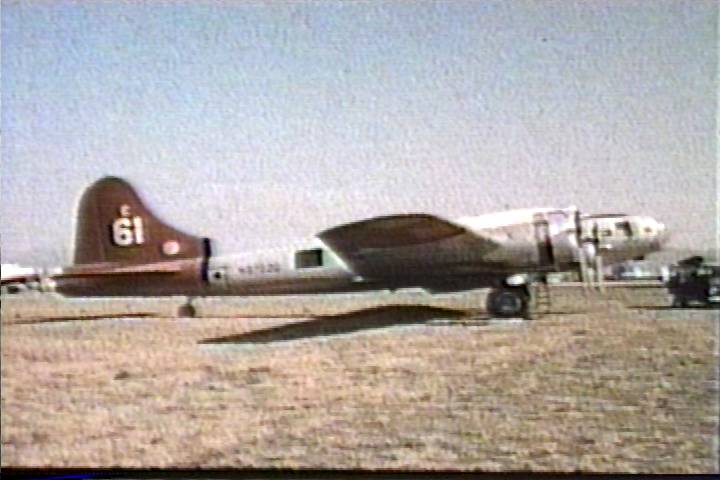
112;216;145;246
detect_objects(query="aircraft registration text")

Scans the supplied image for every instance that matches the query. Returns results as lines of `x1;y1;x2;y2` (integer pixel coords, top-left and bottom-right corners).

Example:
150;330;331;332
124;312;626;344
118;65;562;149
237;263;281;275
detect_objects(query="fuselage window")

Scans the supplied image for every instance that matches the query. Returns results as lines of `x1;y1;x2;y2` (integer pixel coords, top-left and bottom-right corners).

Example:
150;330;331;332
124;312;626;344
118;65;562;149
295;248;323;269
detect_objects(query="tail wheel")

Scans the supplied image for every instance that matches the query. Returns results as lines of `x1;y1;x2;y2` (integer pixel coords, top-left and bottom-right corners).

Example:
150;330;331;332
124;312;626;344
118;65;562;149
487;287;529;318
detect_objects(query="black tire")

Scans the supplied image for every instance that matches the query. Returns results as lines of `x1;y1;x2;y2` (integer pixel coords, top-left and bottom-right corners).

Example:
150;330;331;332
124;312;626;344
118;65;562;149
487;287;529;318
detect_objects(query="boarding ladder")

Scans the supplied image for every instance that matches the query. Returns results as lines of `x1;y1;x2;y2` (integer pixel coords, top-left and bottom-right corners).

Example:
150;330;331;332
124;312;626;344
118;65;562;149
530;280;552;319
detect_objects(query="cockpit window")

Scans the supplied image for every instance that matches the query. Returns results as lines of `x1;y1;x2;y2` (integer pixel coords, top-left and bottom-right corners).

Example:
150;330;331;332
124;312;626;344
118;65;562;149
615;221;633;237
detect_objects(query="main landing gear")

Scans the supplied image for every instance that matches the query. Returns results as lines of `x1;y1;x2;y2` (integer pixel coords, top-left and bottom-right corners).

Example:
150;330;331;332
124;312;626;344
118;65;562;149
486;285;531;319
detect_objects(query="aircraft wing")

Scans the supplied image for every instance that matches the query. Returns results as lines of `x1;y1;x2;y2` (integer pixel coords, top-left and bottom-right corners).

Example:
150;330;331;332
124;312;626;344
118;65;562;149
318;213;498;278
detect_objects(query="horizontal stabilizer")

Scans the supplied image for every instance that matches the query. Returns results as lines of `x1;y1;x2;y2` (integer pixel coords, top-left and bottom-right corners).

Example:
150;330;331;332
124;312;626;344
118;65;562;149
58;261;185;278
0;262;185;287
0;273;41;286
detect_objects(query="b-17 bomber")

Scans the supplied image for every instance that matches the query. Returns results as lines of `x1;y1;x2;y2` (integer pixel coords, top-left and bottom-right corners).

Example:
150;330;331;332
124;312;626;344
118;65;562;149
1;176;669;318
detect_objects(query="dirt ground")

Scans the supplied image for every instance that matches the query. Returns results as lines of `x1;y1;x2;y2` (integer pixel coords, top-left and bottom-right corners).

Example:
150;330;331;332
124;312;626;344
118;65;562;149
1;291;718;472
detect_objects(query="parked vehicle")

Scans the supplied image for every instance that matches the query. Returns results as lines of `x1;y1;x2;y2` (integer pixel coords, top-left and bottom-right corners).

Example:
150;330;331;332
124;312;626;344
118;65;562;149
667;256;720;307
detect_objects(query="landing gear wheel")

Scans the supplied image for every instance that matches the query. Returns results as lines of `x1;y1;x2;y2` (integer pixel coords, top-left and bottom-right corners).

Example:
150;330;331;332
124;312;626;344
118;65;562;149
487;287;529;319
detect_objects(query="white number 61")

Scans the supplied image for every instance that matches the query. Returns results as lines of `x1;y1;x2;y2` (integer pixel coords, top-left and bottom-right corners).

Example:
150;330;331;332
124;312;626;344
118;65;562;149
112;216;145;246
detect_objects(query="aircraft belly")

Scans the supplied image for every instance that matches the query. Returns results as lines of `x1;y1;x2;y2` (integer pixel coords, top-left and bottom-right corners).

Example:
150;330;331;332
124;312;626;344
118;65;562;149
215;267;357;295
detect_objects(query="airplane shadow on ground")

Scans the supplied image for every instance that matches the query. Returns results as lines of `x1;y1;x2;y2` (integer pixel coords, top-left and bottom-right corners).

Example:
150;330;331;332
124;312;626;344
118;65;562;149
200;305;482;345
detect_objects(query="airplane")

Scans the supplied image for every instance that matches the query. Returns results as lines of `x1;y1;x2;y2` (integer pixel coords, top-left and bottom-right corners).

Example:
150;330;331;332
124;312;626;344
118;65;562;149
0;176;669;318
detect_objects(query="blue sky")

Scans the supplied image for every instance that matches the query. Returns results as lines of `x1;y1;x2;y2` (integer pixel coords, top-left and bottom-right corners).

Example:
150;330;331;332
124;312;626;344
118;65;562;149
2;0;717;266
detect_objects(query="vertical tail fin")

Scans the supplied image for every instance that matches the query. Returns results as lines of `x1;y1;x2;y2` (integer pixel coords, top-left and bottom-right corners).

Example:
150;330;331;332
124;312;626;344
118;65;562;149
73;176;211;267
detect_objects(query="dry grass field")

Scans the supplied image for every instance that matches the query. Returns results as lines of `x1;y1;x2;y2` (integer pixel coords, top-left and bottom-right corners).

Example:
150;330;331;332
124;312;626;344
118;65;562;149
1;288;718;473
